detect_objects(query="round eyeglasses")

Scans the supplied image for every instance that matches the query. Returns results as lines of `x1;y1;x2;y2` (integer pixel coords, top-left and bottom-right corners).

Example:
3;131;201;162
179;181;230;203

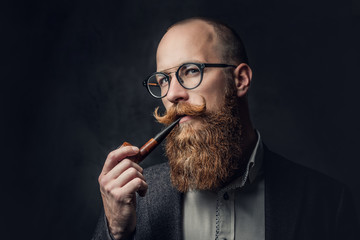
143;62;236;99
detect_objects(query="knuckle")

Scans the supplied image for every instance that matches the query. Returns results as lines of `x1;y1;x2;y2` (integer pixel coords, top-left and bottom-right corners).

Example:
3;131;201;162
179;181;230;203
98;175;106;186
98;175;102;184
128;167;138;177
107;151;116;161
121;159;132;168
104;184;112;194
110;189;121;200
134;177;143;186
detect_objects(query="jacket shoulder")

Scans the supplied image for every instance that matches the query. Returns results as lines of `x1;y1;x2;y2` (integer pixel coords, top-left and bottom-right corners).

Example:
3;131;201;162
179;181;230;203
264;147;359;239
265;148;346;190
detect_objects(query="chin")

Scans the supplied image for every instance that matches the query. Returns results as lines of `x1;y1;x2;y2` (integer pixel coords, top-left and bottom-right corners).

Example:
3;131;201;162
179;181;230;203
177;121;202;140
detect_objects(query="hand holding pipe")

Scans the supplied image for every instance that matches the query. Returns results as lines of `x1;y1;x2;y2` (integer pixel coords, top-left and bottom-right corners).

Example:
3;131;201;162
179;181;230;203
121;118;181;164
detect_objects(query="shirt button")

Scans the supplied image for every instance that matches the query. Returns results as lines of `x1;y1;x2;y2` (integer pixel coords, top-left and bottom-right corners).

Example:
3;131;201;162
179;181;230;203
223;192;229;200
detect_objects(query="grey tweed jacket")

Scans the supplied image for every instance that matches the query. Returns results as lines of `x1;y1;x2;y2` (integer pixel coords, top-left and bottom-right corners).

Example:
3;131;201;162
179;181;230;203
93;147;359;240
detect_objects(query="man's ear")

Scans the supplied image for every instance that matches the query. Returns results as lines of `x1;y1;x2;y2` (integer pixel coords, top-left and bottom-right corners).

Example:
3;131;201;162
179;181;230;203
233;63;252;97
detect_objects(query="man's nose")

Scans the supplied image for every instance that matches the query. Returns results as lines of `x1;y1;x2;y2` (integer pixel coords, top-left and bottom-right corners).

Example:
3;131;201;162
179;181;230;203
165;75;189;103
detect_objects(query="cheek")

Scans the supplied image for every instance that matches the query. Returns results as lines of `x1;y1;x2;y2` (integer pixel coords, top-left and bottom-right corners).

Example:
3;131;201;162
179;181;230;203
162;98;172;111
204;89;226;110
198;77;228;110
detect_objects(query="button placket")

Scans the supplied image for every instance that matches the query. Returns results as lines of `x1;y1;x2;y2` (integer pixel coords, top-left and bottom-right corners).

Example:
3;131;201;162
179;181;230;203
216;191;234;240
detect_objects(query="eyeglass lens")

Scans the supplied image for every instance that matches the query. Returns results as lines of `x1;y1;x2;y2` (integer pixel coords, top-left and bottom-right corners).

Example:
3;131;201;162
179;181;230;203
147;63;202;98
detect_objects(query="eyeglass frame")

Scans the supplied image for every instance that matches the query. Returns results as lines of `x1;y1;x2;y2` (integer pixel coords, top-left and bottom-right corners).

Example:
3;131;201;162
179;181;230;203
142;62;237;99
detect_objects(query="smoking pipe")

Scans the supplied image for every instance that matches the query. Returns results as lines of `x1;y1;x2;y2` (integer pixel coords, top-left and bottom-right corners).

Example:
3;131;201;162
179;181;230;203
121;118;181;163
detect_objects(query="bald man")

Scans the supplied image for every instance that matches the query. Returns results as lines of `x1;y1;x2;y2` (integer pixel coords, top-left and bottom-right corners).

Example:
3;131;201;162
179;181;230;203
93;18;358;240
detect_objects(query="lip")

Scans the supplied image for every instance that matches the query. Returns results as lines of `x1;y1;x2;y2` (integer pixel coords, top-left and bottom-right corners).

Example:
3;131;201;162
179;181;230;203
179;115;192;124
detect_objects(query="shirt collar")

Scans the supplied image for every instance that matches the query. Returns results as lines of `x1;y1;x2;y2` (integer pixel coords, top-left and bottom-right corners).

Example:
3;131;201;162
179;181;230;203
220;130;263;192
248;130;263;183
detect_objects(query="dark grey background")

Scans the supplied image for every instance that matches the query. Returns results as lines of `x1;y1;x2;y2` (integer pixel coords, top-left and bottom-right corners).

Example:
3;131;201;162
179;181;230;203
1;0;359;239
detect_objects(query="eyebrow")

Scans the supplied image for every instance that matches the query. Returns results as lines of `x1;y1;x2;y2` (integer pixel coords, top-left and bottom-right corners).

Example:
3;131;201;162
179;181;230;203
157;60;203;73
158;65;180;74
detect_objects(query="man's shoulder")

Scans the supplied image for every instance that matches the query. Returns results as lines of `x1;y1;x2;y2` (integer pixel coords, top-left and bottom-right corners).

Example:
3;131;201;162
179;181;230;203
264;147;347;192
264;147;359;239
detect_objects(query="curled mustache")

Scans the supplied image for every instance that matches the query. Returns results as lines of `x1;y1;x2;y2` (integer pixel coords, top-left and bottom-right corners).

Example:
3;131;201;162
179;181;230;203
153;99;206;125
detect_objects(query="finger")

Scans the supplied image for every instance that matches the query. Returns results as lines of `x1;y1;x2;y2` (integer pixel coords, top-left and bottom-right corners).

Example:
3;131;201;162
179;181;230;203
105;159;143;180
111;167;145;189
101;146;139;175
119;178;148;198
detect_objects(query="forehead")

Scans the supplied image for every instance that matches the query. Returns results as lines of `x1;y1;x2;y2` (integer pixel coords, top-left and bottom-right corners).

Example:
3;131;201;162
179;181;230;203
156;21;222;71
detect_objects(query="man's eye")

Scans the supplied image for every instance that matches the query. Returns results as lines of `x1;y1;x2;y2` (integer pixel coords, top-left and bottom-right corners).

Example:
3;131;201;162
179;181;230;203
185;68;200;76
158;77;169;87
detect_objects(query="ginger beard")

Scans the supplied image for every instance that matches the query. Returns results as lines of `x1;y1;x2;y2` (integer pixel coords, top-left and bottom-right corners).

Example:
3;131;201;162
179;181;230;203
154;82;245;192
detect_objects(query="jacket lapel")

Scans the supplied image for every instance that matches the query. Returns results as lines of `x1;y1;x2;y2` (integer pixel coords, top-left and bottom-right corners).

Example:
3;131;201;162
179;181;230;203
146;163;183;240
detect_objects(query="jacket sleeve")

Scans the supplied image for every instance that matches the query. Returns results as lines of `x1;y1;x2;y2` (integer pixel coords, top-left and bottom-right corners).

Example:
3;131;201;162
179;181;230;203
91;211;134;240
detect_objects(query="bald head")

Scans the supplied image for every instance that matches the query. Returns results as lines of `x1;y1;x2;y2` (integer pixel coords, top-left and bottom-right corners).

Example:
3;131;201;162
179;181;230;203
159;18;248;66
156;19;222;71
